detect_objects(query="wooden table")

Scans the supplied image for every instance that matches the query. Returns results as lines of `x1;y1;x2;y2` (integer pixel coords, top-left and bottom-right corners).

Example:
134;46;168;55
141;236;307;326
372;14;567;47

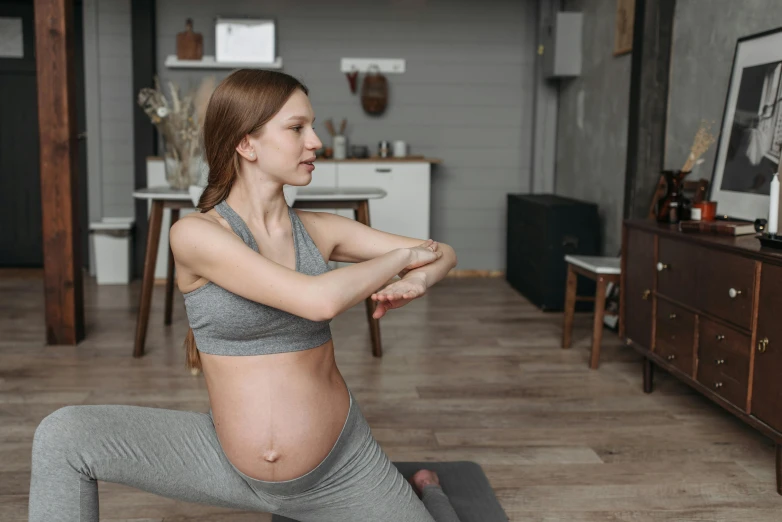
132;186;388;359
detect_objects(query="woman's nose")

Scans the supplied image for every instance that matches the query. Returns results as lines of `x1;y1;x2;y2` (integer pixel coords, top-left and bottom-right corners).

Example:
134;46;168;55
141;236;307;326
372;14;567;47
308;131;323;151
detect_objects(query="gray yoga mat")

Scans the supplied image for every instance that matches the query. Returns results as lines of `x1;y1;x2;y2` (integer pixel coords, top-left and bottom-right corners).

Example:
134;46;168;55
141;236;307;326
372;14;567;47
271;461;508;522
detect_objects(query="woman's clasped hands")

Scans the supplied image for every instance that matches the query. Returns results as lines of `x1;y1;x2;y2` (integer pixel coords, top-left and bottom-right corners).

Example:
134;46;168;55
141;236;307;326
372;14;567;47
370;240;442;319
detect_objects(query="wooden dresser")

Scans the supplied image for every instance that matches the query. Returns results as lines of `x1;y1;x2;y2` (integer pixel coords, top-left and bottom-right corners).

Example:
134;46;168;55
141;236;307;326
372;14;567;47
621;219;782;495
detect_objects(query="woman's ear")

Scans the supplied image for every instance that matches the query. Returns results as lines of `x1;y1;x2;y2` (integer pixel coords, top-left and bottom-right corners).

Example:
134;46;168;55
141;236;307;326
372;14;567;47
236;137;256;161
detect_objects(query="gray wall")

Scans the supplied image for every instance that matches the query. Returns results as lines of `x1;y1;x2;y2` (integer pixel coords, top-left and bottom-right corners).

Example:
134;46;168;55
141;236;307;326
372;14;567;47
83;0;135;221
554;0;631;256
155;0;537;270
555;0;782;257
665;0;782;176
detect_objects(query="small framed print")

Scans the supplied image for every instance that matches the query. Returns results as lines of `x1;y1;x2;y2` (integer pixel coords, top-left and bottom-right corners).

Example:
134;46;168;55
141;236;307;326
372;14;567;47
614;0;634;56
215;18;276;64
0;17;24;58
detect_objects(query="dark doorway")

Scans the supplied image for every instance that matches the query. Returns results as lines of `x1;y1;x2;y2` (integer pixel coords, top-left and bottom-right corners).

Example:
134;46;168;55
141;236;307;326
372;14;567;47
0;0;88;268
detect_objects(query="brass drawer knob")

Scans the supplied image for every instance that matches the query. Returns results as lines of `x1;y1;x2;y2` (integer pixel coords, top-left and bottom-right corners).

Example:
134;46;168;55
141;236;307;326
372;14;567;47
714;382;723;388
666;354;676;361
758;337;769;353
656;262;669;272
728;288;742;299
716;334;725;341
669;313;677;320
715;358;725;365
642;289;651;300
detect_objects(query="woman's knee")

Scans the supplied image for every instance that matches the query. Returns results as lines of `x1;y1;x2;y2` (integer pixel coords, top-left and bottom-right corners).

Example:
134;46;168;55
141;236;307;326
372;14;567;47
33;405;89;455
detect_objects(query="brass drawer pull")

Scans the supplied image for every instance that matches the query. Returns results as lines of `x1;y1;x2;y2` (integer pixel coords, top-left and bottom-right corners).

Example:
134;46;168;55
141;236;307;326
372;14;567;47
668;313;677;320
666;354;676;361
656;262;669;272
716;334;725;341
758;337;769;353
642;289;651;300
715;358;725;365
714;382;723;388
728;288;742;299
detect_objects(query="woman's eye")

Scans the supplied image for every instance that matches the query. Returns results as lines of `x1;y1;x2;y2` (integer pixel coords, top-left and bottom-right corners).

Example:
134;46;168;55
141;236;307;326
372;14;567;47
292;126;302;132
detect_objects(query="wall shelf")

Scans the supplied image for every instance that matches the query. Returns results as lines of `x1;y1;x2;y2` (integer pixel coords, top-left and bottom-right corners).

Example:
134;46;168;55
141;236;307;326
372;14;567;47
164;55;283;70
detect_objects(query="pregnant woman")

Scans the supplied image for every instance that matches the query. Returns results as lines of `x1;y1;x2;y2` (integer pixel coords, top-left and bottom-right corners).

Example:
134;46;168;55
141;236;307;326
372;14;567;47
28;69;460;522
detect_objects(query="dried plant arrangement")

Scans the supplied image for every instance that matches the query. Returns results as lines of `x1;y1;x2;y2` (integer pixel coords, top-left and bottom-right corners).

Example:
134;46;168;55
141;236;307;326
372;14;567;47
137;76;215;189
681;119;717;173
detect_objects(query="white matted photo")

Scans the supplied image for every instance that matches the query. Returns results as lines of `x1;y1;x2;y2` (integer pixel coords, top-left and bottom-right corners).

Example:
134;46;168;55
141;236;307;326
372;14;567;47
215;18;276;64
710;27;782;221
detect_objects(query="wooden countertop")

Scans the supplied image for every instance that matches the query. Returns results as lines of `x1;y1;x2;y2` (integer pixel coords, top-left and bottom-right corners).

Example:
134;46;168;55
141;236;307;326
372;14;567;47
625;218;782;264
146;155;441;164
315;156;441;164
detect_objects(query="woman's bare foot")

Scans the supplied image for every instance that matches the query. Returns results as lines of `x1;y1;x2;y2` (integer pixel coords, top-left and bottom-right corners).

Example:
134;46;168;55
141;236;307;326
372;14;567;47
408;469;441;498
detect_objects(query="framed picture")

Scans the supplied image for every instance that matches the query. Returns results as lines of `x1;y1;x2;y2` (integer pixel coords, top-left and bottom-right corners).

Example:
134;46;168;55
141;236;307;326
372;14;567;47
613;0;634;56
710;27;782;221
215;17;276;64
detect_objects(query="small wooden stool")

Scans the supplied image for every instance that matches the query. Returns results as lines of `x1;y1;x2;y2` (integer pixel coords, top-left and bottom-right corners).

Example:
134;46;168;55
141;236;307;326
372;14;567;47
561;255;621;369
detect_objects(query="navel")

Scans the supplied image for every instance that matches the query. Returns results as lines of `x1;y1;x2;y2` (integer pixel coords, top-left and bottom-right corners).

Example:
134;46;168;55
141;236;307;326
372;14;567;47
263;449;281;463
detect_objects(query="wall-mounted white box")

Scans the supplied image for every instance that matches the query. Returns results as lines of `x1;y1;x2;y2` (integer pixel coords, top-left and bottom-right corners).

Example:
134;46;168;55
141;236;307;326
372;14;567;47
340;58;405;74
543;12;582;78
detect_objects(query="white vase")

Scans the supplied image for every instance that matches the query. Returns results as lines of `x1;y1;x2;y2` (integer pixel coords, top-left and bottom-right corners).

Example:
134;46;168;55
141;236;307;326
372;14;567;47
188;185;205;207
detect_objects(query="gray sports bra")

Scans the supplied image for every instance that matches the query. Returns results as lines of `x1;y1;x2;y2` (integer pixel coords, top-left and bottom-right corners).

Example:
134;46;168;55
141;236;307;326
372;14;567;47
182;200;332;356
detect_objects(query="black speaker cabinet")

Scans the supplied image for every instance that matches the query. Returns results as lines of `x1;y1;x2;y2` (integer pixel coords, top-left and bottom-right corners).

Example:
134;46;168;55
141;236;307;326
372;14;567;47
506;194;600;311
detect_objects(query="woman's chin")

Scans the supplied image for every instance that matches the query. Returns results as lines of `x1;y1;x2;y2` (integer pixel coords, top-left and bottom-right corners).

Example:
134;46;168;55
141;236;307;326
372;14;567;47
287;171;313;186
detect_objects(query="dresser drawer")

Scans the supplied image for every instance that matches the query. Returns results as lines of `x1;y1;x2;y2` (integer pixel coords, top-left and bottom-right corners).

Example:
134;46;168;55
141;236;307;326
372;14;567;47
697;316;751;387
656;237;699;308
696;252;755;330
697;362;748;408
655;300;695;376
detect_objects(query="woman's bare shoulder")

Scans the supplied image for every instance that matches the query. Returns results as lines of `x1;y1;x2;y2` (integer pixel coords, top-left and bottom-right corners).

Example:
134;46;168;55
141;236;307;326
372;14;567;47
170;211;240;292
170;210;246;267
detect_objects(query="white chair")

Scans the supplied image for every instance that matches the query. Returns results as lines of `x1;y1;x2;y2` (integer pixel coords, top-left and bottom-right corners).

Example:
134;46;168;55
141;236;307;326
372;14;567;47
561;255;621;369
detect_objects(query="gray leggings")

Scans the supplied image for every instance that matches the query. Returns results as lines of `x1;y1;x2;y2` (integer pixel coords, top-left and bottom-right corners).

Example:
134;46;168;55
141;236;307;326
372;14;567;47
28;388;460;522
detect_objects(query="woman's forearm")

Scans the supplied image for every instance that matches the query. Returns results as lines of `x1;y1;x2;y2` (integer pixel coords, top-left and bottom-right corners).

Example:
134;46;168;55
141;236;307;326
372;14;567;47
318;248;412;317
403;243;457;288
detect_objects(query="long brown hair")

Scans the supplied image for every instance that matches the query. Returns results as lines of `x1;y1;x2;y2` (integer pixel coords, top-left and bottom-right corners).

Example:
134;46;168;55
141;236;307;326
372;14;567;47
184;69;310;371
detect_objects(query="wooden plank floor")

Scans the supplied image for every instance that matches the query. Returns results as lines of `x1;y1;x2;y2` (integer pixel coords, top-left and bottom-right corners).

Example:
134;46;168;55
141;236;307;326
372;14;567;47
1;275;780;521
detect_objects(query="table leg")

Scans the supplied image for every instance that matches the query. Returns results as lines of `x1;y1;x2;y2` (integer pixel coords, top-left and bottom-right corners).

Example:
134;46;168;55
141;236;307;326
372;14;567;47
134;200;164;358
776;442;781;495
643;357;654;393
355;200;382;358
589;275;608;369
562;264;577;349
164;208;180;326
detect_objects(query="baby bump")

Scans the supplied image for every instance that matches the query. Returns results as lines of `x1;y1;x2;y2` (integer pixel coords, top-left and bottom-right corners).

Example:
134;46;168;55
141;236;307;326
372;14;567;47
208;372;351;482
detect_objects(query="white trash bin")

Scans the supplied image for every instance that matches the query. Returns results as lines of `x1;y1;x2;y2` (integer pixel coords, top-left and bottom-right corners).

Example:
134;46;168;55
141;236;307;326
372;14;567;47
90;217;134;285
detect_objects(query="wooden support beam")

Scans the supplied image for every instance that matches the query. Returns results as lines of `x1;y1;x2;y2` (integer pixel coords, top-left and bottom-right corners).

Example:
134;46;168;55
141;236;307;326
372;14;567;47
623;0;677;219
34;0;85;344
131;0;157;279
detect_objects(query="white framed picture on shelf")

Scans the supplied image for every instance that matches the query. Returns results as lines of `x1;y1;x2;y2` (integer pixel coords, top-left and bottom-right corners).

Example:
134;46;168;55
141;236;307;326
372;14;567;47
215;17;275;64
710;27;782;221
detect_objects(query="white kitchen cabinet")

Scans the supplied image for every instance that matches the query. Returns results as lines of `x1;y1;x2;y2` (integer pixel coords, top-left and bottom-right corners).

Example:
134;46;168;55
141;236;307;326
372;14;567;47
336;162;431;240
307;162;337;189
305;162;353;221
